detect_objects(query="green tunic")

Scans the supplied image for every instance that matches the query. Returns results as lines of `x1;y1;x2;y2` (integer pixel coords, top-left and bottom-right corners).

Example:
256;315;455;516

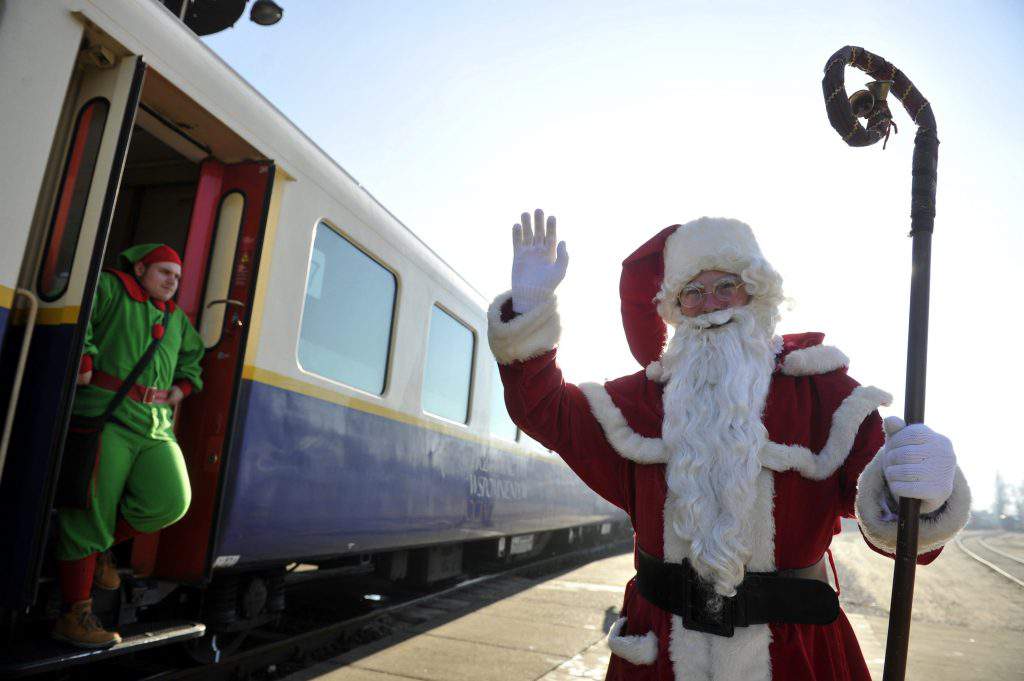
74;271;204;441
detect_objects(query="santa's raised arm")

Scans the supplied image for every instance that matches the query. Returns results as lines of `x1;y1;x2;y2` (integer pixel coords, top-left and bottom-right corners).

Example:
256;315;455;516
487;210;970;681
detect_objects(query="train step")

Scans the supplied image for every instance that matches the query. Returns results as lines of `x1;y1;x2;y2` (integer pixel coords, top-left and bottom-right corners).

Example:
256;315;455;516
0;620;205;678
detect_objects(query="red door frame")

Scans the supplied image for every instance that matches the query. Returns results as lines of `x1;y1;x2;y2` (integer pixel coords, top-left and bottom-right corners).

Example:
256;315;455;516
177;159;226;325
141;161;275;582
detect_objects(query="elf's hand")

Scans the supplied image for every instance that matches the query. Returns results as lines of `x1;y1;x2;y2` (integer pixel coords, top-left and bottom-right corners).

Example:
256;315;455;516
881;417;957;514
511;208;568;314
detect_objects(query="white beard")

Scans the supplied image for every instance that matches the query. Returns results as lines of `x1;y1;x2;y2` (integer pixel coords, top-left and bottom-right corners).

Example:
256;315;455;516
659;304;778;596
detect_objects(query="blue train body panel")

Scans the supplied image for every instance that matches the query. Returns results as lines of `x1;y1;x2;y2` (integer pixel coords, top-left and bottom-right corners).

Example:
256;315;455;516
0;304;9;358
0;322;78;607
214;379;624;567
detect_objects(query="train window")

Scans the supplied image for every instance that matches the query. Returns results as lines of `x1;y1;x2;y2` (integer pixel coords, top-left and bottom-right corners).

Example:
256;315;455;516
422;305;475;424
199;191;245;349
38;98;110;301
297;222;396;394
488;361;518;441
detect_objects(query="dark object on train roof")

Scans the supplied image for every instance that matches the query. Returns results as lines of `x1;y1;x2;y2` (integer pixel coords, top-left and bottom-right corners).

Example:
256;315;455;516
162;0;283;36
250;0;284;26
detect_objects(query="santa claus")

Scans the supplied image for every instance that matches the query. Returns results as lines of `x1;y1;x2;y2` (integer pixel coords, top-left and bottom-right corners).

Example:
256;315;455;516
487;210;970;681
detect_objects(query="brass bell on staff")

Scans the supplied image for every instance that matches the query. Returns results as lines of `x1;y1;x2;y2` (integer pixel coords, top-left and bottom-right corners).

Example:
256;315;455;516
849;80;893;118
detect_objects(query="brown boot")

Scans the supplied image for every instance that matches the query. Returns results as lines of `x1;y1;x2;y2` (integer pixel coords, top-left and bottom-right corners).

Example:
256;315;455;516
52;599;121;648
94;551;121;591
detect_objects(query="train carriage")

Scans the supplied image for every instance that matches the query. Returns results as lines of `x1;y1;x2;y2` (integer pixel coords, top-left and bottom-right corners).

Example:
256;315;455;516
0;1;624;674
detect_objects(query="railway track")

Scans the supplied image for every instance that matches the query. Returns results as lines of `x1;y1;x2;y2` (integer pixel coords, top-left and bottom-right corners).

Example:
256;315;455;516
954;531;1024;588
96;539;632;681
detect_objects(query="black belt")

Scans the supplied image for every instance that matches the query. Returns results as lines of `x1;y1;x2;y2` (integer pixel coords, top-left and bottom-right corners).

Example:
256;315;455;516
636;548;839;637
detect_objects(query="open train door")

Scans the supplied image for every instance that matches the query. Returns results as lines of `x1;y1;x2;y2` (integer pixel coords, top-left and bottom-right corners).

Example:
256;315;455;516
0;51;145;611
148;160;276;583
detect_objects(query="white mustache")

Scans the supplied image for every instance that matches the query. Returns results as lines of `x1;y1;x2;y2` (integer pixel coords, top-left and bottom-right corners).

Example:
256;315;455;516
684;307;738;330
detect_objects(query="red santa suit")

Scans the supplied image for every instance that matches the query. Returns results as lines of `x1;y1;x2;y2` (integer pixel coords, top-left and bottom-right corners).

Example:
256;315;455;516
487;219;971;681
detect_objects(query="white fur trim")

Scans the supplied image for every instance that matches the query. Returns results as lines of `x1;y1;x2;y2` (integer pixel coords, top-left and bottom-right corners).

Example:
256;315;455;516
578;382;669;464
759;386;893;480
662;217;766;291
748;470;777;571
606;617;658;666
856;459;972;554
663;469;776;681
709;626;773;681
706;470;774;680
779;345;850;376
486;290;561;364
668;618;711;681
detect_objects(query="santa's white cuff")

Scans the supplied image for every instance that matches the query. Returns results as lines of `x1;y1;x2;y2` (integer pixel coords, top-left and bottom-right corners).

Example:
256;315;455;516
487;290;561;364
856;453;971;554
605;617;658;666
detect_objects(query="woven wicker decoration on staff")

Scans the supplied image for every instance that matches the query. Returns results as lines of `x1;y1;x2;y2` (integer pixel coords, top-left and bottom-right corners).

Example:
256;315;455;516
821;45;939;681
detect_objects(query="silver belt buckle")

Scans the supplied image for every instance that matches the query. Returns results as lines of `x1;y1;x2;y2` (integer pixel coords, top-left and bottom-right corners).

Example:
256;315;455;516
142;386;158;404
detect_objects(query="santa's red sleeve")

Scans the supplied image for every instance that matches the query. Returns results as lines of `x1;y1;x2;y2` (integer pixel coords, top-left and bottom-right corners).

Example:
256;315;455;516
488;292;634;512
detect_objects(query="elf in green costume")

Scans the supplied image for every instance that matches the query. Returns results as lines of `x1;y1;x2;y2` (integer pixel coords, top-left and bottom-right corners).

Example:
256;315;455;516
53;244;203;648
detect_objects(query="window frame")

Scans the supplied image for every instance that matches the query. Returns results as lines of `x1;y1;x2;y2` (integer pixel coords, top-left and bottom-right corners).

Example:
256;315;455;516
294;219;401;398
37;97;111;302
420;301;477;426
196;189;247;350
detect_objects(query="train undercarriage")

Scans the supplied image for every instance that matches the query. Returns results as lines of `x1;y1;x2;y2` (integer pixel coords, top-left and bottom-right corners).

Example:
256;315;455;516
0;521;630;678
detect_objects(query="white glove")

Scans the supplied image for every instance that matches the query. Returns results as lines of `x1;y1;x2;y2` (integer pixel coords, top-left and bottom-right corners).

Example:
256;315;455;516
881;417;957;514
511;208;568;314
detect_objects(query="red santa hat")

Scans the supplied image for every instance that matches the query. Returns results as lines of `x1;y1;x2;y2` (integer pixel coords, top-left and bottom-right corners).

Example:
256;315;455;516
619;217;782;375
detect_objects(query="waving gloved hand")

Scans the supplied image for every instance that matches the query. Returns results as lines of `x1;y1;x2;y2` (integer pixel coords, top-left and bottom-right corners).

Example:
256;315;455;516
511;208;569;314
880;417;957;514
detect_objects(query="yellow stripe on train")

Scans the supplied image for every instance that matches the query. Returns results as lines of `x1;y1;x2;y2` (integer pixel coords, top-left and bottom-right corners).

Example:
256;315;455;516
10;306;79;325
5;298;80;325
0;285;14;310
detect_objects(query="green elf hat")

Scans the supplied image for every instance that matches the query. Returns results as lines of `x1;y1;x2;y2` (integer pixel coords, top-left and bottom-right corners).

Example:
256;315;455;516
119;244;183;270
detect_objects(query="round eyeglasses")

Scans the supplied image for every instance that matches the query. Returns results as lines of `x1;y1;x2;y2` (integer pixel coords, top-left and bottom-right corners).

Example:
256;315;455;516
678;277;746;310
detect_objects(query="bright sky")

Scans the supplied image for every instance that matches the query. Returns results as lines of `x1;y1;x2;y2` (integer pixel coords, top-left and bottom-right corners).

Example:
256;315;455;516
203;0;1023;511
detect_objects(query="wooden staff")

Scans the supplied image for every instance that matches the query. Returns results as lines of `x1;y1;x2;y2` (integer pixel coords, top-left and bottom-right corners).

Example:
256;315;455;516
821;45;938;681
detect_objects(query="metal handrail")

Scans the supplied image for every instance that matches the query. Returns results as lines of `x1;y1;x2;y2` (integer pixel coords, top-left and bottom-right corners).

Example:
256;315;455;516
0;288;40;485
206;298;245;309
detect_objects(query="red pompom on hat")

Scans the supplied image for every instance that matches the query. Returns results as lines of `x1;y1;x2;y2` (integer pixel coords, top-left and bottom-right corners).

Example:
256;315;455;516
619;217;781;378
139;244;182;267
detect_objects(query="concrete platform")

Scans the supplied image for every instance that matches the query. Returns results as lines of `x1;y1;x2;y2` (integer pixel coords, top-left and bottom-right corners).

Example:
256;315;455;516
846;611;1023;681
282;552;632;681
283;550;1019;681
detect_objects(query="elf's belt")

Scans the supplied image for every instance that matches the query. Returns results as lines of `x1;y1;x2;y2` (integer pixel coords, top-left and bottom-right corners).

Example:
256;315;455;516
90;370;171;405
636;547;839;638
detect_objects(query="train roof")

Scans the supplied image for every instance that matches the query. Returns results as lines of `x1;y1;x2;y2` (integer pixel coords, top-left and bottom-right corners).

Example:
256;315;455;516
78;0;488;308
